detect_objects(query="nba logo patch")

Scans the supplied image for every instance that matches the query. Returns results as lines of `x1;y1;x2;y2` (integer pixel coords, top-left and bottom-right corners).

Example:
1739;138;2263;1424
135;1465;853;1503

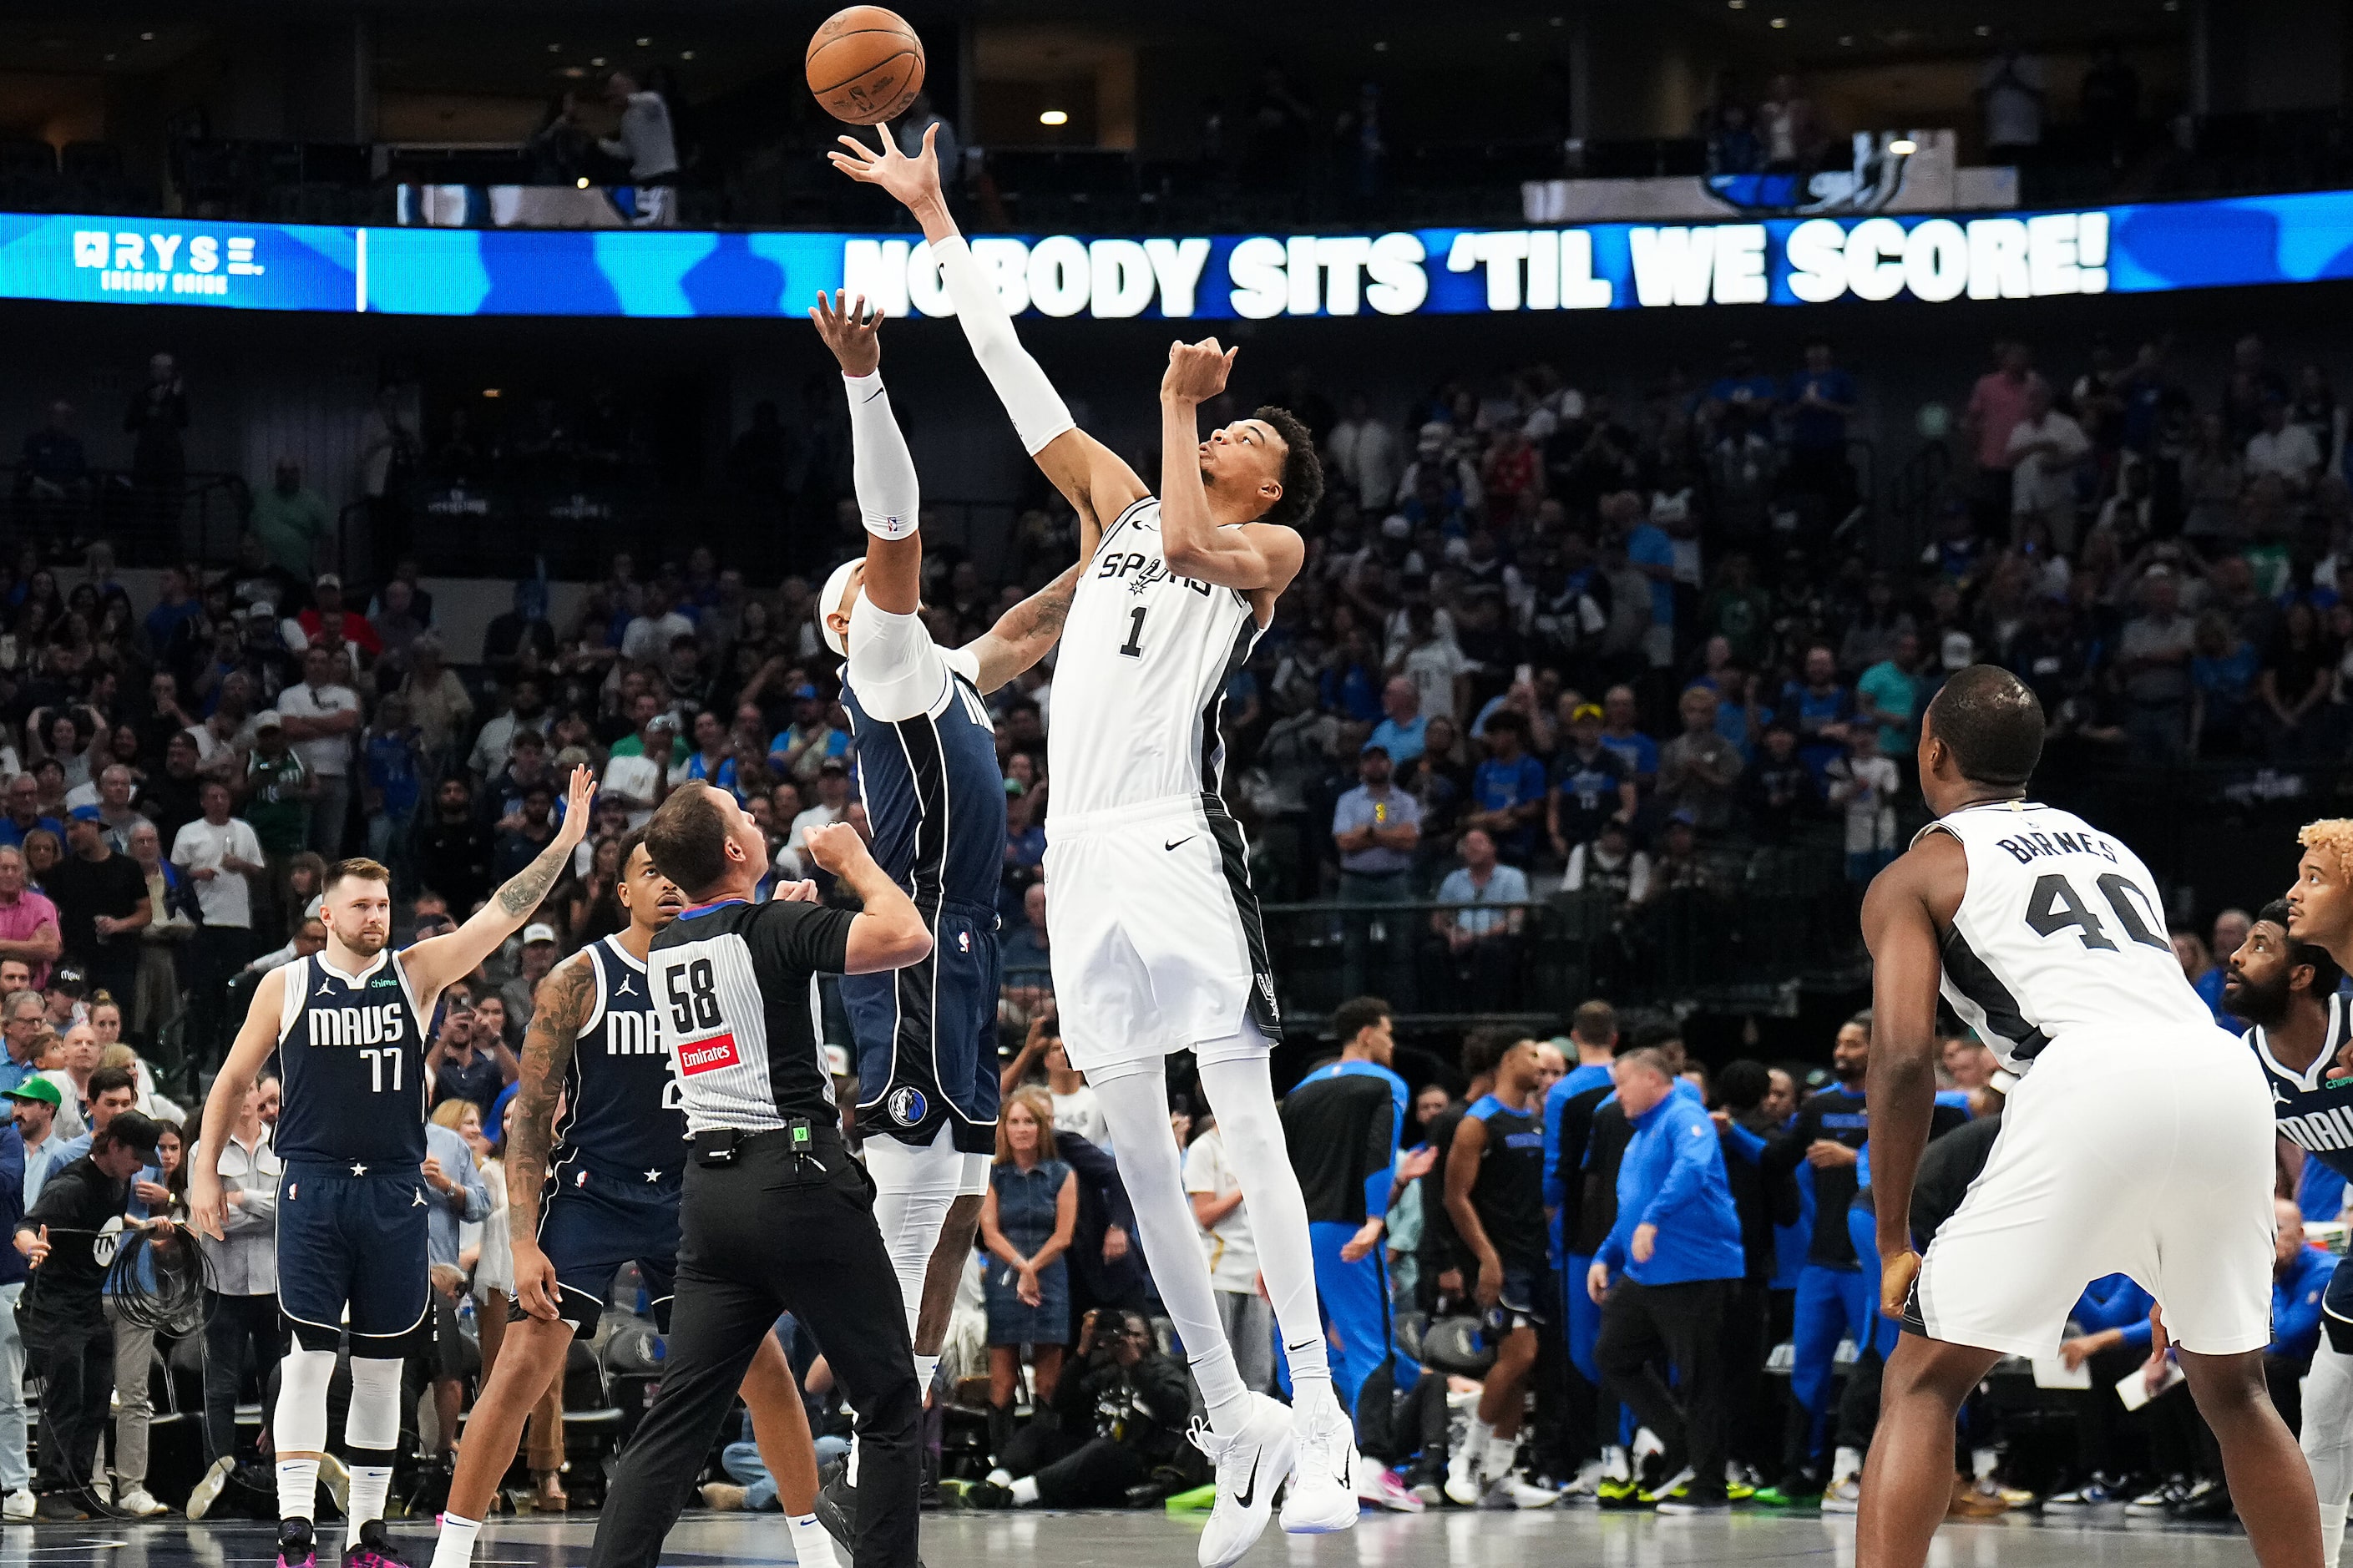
958;932;970;953
286;1183;297;1201
888;1086;927;1127
576;1171;590;1187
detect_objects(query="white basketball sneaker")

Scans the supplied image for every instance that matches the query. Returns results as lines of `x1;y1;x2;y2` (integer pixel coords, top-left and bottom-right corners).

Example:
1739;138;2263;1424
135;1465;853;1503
1279;1396;1361;1534
1192;1394;1299;1568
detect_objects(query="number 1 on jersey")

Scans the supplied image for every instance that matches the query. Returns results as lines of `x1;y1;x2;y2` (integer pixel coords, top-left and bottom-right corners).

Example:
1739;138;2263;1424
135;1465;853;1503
1118;606;1146;658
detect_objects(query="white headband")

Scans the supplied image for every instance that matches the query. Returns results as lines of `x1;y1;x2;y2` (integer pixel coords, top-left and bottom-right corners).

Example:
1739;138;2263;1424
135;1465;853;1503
819;558;862;659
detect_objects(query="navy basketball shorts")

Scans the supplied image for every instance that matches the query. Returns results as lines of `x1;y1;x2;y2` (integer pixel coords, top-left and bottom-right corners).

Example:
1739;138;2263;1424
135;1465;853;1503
2325;1256;2353;1356
276;1161;432;1350
529;1164;684;1335
842;899;1003;1156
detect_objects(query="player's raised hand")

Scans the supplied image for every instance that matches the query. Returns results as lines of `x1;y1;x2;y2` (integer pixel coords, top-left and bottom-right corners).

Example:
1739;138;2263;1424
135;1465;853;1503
827;119;943;210
554;766;596;849
1161;337;1237;404
812;290;883;377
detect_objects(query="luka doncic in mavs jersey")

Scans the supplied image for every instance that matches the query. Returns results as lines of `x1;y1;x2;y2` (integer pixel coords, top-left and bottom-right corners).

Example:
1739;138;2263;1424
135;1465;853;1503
274;945;433;1342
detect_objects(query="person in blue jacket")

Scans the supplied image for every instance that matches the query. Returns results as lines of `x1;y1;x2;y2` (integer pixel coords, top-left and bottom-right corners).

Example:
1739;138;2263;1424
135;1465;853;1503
1586;1046;1746;1515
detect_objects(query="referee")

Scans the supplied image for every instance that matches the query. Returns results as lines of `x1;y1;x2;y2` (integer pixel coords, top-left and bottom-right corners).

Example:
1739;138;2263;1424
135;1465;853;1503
588;783;933;1568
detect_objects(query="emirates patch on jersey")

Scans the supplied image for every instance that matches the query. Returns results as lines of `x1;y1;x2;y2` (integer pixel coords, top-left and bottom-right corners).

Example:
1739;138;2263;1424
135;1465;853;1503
678;1034;742;1075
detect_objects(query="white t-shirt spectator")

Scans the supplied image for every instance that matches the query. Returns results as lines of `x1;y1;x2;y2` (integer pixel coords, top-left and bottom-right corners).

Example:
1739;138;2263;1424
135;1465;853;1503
776;802;845;879
600;752;665;828
2248;422;2324;489
1051;1083;1110;1151
1979;53;2047;148
277;680;362;778
1400;638;1474;724
620;610;695;667
1183;1127;1258;1294
171;816;266;930
1827;754;1901;855
2006;410;2089;515
604;91;679;180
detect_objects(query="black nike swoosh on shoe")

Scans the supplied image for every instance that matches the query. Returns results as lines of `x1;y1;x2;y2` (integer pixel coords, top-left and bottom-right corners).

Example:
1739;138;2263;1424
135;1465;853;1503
1166;836;1195;852
1233;1453;1262;1510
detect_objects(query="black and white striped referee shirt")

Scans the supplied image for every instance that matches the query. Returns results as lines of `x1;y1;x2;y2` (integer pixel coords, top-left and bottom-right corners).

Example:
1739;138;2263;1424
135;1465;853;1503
648;897;858;1133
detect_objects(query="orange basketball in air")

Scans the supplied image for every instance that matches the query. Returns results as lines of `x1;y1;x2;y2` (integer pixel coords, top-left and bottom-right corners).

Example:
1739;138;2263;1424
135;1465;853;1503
806;7;926;125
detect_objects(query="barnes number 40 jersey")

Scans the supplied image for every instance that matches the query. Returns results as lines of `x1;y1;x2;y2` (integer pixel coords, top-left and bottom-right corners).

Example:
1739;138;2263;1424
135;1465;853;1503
1922;800;2214;1071
1050;498;1265;817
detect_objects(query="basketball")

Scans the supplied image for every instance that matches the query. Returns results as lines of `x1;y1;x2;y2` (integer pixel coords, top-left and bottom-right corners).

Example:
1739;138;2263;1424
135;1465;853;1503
806;6;925;125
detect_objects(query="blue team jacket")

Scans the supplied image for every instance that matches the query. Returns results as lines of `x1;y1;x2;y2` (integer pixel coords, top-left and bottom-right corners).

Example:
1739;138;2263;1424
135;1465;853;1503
1597;1091;1746;1287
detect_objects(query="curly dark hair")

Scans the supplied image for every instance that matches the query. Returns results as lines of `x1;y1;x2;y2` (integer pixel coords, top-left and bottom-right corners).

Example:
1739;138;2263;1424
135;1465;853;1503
1252;404;1325;529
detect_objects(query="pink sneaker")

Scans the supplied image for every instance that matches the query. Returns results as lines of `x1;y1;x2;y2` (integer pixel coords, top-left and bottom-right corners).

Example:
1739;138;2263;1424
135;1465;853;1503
1357;1466;1427;1514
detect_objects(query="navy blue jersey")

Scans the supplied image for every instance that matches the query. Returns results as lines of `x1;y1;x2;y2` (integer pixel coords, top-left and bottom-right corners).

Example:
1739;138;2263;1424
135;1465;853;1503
551;935;687;1186
1466;1093;1549;1273
274;951;430;1167
2255;994;2353;1182
842;658;1006;913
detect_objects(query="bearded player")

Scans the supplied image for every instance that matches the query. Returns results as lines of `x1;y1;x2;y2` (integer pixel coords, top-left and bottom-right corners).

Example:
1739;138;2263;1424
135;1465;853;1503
427;832;841;1568
805;289;1080;1540
833;125;1351;1566
190;770;596;1568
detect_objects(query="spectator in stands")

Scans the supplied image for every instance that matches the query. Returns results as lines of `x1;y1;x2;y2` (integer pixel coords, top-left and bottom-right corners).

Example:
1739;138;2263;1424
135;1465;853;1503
428;1001;514;1125
1329;393;1399;511
1977;48;2048;156
276;645;360;857
2118;566;2195;764
18;400;87;508
2006;379;2090;549
1549;702;1636;857
0;995;43;1096
420;1100;490;1470
602;711;675;829
170;781;261;1058
44;817;144;1010
1657;685;1744;833
469;678;550;781
0;780;60;857
1825;727;1900;883
1565;817;1652;909
185;1075;278;1515
979;1088;1075;1465
1183;1110;1269;1396
415;777;493;918
2248;396;2324;493
361;695;425;887
1466;711;1546;865
124;354;187;526
776;759;848;879
1431;828;1529;1008
1962;342;2045;535
1784;341;1857;519
1367;677;1427;766
481;581;558;688
249;460;333;579
9;1076;63;1201
600;67;681;226
398;635;474;773
1855;630;1924;759
1596;685;1658;789
498;924;560;1033
1333;742;1420;1005
0;850;58;995
240;712;309;898
981;1308;1191;1510
1002;883;1052;1009
493;781;559;881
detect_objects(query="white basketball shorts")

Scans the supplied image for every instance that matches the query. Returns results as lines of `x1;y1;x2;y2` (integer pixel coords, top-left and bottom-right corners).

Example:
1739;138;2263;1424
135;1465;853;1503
1043;792;1283;1080
1914;1021;2276;1358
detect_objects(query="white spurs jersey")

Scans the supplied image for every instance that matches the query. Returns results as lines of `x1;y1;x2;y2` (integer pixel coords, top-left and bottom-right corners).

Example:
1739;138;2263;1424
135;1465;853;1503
1924;800;2214;1071
1049;497;1265;817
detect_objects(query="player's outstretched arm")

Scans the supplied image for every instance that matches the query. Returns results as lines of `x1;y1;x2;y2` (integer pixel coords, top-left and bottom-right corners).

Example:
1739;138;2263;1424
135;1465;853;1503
812;289;920;619
190;965;287;1242
1859;834;1963;1318
830;124;1147;559
405;766;596;997
1158;339;1306;596
962;561;1082;695
505;951;597;1320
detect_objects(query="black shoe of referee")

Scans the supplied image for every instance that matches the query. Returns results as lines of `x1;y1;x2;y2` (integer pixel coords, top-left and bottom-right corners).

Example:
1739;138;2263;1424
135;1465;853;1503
817;1463;929;1568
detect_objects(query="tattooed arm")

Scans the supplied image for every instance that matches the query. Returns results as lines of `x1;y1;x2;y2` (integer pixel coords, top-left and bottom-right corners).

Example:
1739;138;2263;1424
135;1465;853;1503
402;766;597;997
505;952;598;1320
961;562;1081;695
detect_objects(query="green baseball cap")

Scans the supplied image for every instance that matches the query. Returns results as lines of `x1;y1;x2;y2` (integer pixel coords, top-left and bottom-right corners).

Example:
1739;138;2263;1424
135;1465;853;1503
3;1078;60;1107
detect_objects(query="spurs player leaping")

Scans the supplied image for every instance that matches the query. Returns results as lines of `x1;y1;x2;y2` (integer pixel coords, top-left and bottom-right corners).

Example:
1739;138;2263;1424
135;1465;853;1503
802;289;1080;1545
834;125;1353;1565
1856;665;2316;1568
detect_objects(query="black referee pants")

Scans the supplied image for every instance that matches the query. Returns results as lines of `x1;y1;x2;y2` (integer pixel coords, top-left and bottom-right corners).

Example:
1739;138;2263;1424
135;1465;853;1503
588;1133;920;1568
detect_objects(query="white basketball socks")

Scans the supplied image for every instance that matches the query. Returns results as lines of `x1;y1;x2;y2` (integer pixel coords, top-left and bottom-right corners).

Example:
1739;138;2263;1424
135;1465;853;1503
430;1515;482;1568
276;1459;320;1525
787;1512;840;1568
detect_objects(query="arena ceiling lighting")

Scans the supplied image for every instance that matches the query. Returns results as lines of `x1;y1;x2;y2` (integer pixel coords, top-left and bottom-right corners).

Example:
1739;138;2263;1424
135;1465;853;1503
1038;109;1069;125
8;190;2350;319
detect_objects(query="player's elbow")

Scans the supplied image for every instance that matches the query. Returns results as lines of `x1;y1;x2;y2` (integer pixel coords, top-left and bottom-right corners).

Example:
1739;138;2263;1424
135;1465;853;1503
846;911;933;974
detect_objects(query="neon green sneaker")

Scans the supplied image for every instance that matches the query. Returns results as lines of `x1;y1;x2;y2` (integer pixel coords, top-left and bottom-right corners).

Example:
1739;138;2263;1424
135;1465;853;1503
1163;1483;1219;1515
1752;1485;1821;1508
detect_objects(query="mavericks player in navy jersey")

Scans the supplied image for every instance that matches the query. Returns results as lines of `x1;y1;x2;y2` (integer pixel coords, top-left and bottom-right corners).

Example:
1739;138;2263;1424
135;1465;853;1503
1859;668;2315;1568
428;831;842;1568
191;768;595;1568
2224;902;2353;1566
805;291;1078;1526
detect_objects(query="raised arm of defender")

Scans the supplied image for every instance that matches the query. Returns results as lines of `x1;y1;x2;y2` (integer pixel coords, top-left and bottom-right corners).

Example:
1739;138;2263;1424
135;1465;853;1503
812;288;921;618
831;124;1148;558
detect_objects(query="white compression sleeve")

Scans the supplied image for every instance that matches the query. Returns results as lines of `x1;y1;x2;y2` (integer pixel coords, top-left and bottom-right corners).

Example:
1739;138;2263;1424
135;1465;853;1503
929;237;1075;456
844;371;919;540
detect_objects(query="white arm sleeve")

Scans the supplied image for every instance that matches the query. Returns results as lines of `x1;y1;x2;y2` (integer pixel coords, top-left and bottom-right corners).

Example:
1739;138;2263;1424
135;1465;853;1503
847;600;952;724
844;372;919;540
930;236;1076;456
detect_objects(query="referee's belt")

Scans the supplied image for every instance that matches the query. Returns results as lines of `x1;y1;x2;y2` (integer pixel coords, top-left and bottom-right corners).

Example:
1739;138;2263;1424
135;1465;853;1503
690;1121;845;1167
